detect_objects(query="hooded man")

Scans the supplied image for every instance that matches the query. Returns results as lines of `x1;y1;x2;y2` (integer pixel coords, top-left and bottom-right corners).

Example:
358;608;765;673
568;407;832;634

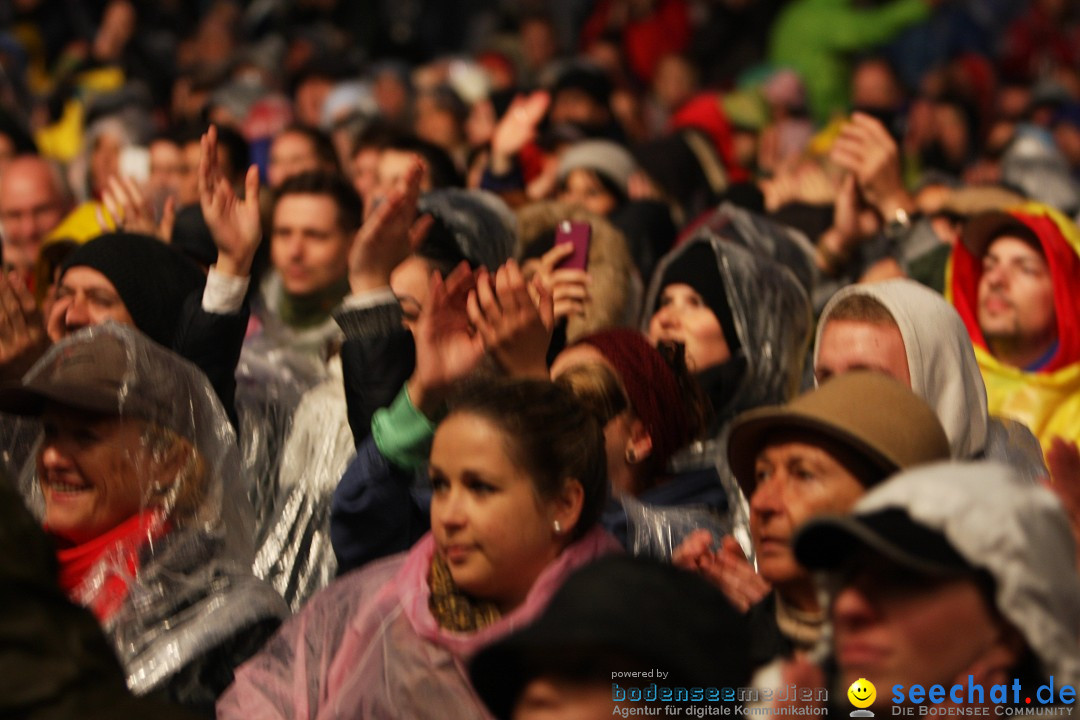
947;203;1080;451
796;462;1080;710
816;278;1046;480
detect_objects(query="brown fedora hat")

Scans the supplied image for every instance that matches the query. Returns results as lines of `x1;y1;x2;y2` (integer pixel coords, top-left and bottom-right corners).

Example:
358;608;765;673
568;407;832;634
728;371;950;496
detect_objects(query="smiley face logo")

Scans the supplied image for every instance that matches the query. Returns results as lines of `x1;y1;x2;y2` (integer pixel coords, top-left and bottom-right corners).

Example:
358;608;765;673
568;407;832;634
848;678;876;709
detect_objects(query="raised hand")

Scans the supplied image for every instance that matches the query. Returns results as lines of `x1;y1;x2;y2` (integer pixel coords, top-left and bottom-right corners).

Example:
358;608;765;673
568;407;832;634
1045;437;1080;568
672;530;771;612
0;272;49;381
490;91;550;175
466;260;553;379
406;263;485;417
525;242;591;321
348;157;432;294
829;112;914;222
198;124;262;278
98;174;176;242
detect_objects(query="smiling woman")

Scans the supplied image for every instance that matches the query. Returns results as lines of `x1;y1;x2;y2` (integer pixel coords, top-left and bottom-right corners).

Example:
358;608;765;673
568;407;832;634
0;323;287;713
219;378;619;719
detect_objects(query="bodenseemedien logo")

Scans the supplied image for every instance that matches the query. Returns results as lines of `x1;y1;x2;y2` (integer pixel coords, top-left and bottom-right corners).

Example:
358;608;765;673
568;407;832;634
849;678;877;717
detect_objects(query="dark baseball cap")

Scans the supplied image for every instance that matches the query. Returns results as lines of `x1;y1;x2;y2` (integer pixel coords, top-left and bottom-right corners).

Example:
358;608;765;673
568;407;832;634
794;507;974;577
0;324;171;423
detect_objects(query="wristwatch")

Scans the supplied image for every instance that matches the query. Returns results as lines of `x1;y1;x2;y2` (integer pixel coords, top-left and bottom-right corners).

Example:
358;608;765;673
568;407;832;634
884;207;913;241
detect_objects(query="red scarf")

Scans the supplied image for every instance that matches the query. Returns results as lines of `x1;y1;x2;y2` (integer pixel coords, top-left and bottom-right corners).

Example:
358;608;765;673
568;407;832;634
53;511;166;623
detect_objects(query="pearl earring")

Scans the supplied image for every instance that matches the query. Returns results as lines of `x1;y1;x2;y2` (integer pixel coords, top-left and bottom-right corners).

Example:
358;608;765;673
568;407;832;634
553;520;562;534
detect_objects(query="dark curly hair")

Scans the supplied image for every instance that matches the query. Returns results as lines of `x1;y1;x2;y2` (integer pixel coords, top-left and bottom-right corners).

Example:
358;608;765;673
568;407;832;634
446;377;608;542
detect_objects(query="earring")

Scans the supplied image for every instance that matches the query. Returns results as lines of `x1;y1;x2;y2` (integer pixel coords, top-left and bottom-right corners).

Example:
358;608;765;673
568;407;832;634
625;447;638;464
553;520;562;535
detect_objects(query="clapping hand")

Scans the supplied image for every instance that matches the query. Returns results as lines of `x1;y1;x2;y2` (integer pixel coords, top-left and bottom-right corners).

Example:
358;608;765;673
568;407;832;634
98;174;176;242
406;263;485;417
348;158;432;294
672;529;771;612
467;260;553;379
0;272;49;382
198;124;262;278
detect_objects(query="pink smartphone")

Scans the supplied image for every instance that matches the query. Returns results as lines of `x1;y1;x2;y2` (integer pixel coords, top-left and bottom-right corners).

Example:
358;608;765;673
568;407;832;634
555;220;591;271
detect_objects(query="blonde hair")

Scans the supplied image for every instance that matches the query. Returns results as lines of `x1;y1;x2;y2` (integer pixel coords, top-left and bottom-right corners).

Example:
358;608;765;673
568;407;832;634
143;425;207;521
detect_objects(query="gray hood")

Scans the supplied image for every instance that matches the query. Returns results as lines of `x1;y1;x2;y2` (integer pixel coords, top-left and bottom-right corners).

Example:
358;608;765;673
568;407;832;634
814;279;989;460
847;462;1080;686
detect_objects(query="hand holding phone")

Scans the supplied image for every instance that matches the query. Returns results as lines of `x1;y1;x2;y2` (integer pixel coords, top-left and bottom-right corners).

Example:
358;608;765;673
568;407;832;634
554;220;590;271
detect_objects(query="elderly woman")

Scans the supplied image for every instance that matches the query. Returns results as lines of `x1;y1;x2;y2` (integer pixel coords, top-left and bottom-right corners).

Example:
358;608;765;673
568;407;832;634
675;372;951;663
0;323;287;712
219;378;618;718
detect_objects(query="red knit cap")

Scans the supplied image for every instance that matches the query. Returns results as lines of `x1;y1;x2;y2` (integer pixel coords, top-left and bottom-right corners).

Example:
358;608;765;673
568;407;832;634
577;328;694;469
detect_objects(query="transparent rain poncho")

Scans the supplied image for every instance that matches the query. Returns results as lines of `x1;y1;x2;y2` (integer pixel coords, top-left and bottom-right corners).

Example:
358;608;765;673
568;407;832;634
4;323;288;709
252;188;520;611
238;269;345;536
640;231;814;558
218;529;620;719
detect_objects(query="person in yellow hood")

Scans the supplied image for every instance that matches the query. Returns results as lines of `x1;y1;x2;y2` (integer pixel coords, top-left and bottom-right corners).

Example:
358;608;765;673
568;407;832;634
947;203;1080;453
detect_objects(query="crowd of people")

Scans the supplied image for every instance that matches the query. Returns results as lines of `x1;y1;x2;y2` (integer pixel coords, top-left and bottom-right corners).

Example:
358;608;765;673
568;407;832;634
2;0;1080;718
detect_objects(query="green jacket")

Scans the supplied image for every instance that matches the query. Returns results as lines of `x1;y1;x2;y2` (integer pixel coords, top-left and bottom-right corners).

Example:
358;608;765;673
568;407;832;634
769;0;930;124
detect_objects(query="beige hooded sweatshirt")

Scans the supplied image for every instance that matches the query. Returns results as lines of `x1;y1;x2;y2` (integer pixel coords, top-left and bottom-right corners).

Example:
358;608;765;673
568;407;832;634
815;279;1046;482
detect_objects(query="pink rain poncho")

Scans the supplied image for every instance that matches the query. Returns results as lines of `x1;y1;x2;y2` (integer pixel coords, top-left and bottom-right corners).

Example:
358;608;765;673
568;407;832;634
218;527;620;719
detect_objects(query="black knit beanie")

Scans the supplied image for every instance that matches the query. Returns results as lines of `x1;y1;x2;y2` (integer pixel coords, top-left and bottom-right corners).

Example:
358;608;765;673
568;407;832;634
59;233;206;347
656;241;741;354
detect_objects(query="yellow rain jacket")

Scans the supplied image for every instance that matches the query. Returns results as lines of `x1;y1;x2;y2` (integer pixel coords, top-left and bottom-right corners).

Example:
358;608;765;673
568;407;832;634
947;203;1080;453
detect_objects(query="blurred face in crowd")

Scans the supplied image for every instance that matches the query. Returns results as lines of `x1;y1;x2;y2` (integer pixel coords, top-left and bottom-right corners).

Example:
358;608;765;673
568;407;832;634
271;192;351;297
851;59;903;112
832;555;1020;709
148;138;184;202
549;89;609;129
268;131;322;189
520;17;557;72
649;283;730;372
749;431;866;588
977;236;1057;366
178;139;202;206
373;70;411;123
429;411;574;613
652;54;698;112
47;267;135;341
0;156;68;274
557;169;618;217
816;320;911;387
389;255;430;327
38;405;151;545
372;149;430;208
89;130;125;198
351;147;382;206
414;94;462;152
294;75;333;129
